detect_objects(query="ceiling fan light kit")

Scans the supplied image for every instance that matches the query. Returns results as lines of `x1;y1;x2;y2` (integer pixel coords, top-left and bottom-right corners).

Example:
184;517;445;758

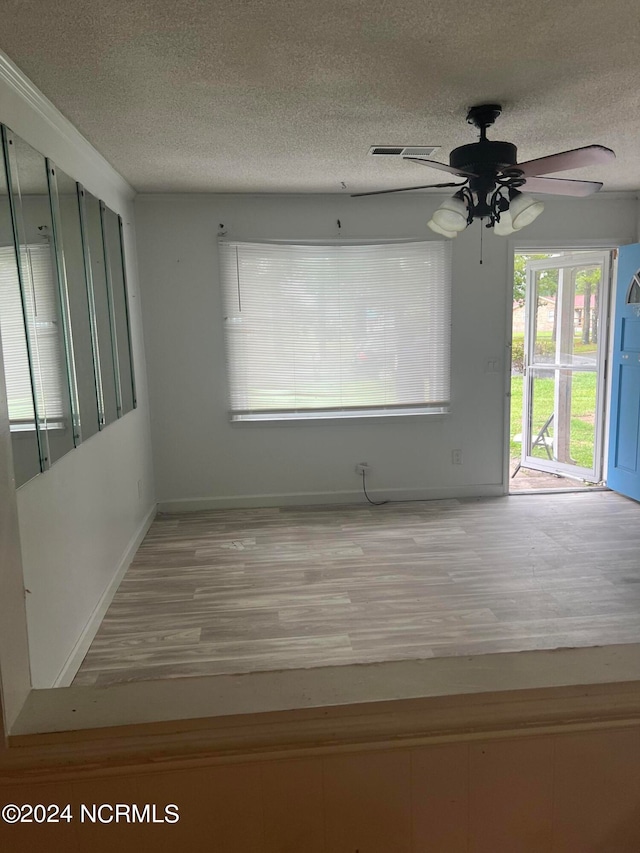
355;103;615;240
508;190;545;229
431;192;469;232
426;218;458;238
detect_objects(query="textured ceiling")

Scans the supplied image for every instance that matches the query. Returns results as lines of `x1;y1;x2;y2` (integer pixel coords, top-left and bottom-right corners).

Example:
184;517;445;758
1;0;639;193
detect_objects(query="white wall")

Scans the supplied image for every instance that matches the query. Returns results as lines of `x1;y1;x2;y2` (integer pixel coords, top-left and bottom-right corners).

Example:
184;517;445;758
0;305;30;730
0;53;155;690
136;192;638;510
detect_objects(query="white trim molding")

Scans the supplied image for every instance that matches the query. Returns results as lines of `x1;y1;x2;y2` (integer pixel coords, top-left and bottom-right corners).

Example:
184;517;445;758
0;48;135;204
157;484;505;513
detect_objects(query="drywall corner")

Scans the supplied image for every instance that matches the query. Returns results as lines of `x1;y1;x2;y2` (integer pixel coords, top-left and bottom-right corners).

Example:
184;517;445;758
53;502;156;687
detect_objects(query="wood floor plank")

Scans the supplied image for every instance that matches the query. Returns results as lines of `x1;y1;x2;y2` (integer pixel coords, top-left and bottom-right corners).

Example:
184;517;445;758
73;492;640;685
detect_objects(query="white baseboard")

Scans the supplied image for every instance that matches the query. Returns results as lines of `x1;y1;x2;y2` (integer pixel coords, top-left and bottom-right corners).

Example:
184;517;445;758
158;484;505;513
53;503;157;687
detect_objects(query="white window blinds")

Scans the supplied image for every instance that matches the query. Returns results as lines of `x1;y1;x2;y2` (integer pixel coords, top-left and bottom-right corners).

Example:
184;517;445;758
220;240;451;420
0;243;65;426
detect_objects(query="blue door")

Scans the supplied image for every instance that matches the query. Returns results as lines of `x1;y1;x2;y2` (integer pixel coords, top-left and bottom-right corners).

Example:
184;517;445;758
607;244;640;500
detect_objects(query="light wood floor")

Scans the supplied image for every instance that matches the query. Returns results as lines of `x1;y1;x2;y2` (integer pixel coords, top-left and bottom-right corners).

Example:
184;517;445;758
73;491;640;686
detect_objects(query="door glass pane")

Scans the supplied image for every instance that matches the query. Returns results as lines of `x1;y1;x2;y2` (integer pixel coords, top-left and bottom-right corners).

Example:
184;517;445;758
627;275;640;304
527;367;597;470
82;189;118;425
526;368;556;461
102;206;135;414
567;369;597;470
532;263;602;368
532;267;558;364
0;143;41;485
569;265;601;367
6;133;75;466
51;169;100;441
556;268;577;365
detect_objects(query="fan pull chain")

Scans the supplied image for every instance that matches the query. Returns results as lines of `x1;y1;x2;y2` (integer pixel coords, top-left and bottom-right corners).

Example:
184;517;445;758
479;220;483;265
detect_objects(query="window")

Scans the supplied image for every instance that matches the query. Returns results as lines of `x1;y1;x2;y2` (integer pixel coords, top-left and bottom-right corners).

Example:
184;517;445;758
627;272;640;304
220;240;451;421
0;243;66;430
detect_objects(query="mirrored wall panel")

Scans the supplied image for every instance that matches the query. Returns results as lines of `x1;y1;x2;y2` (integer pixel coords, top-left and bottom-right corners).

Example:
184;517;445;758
4;131;75;468
0;132;42;486
0;124;136;488
49;167;100;441
79;188;118;425
102;204;136;415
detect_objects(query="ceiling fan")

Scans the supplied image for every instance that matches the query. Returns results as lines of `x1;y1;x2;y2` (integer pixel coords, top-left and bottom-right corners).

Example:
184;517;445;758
352;104;616;237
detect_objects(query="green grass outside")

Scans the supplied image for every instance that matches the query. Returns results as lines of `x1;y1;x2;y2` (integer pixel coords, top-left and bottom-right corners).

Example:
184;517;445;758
512;332;598;357
510;371;597;469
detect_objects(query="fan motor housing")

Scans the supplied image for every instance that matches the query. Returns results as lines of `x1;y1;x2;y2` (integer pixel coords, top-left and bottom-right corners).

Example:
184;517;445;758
450;140;518;173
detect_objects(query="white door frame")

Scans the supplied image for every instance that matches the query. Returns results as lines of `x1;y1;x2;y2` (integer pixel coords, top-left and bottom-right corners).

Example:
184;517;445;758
521;251;611;482
505;241;620;492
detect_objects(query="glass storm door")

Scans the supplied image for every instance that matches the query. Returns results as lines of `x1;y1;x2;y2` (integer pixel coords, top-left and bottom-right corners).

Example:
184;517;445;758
521;252;611;482
607;243;640;501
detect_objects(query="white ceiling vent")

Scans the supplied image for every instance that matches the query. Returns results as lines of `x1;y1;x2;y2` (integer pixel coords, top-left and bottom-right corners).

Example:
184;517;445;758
368;145;439;157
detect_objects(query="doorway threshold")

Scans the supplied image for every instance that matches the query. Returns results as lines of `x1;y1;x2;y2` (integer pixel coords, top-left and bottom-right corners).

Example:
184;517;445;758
509;461;605;493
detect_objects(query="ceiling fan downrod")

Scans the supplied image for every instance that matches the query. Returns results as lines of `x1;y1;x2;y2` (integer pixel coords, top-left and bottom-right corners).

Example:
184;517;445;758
466;103;503;141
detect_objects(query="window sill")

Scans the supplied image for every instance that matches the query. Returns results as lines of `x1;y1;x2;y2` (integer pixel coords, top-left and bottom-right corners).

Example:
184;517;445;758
231;408;450;425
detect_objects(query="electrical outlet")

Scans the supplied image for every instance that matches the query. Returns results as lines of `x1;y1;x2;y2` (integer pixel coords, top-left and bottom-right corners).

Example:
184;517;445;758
452;449;463;465
355;462;370;475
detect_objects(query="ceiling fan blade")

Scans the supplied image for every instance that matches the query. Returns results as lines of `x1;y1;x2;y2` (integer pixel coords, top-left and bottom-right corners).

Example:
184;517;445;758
404;157;478;178
513;145;615;177
350;181;467;198
521;176;603;197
